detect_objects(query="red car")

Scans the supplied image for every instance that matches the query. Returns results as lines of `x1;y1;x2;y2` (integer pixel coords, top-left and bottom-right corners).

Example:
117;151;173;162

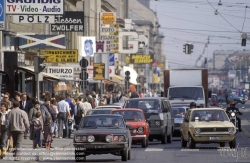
111;108;150;148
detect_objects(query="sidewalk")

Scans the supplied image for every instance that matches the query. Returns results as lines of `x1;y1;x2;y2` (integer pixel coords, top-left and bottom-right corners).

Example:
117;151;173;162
1;136;73;163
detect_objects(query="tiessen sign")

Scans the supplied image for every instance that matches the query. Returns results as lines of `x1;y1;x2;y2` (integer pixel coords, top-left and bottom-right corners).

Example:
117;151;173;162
50;11;84;32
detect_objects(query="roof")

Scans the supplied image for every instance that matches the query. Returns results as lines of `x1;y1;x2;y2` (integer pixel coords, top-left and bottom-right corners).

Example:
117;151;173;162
112;108;143;112
95;105;122;108
126;97;167;101
88;108;115;111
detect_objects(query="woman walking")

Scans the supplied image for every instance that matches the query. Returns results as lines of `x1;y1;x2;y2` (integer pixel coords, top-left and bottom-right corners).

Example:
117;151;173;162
0;102;9;158
43;117;53;149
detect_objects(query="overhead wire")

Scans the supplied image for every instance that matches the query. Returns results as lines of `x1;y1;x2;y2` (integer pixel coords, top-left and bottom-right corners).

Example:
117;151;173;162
241;6;248;32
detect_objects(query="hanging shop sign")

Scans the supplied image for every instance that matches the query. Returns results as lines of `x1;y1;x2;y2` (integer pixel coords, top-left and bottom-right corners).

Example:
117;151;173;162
126;54;153;64
100;12;116;25
40;50;78;63
6;0;64;15
50;11;84;32
46;67;74;80
93;63;105;80
13;15;55;23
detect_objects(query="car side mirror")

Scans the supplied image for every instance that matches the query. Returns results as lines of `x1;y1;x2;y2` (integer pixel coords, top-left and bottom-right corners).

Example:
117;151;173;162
74;125;79;130
126;124;132;129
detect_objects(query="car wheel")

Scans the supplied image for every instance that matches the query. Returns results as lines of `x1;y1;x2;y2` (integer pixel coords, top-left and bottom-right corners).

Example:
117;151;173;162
75;150;86;162
181;134;187;148
229;137;236;149
121;148;128;161
142;138;147;148
188;135;195;149
220;142;225;147
128;149;131;160
167;132;172;143
161;131;167;144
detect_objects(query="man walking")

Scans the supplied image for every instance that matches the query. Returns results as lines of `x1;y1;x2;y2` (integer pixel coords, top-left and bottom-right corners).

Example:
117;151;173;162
74;97;84;126
57;95;70;138
6;100;30;161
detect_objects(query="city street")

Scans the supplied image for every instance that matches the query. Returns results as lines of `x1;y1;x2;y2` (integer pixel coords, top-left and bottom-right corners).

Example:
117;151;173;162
1;102;250;163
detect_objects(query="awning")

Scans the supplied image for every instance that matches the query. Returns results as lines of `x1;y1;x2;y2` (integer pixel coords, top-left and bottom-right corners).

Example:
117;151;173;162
18;66;59;81
120;66;138;85
104;79;114;85
110;75;123;83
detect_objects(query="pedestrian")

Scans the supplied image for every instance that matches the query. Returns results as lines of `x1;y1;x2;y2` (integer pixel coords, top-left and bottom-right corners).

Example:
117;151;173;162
1;93;12;109
224;89;228;104
43;117;53;149
57;95;70;138
30;112;43;148
28;101;43;148
74;97;84;126
0;102;9;158
6;100;30;161
82;98;92;116
51;99;58;138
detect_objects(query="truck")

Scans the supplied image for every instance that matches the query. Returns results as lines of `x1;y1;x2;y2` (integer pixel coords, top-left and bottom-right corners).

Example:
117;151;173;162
164;68;208;107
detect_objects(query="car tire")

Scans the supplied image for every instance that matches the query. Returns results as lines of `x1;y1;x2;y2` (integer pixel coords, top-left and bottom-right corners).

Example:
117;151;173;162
181;135;187;147
128;149;131;160
167;132;172;143
75;150;86;162
161;131;167;144
188;135;195;149
220;142;225;147
121;148;128;161
229;137;236;149
142;138;147;148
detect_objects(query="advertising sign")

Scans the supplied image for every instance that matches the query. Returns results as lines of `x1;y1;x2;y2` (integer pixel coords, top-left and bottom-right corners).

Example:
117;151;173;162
50;11;84;32
138;35;148;49
0;0;5;30
109;53;115;77
100;12;116;25
6;0;64;15
13;15;55;23
93;63;105;80
47;67;74;80
126;54;153;64
96;40;110;53
40;50;78;63
87;66;93;79
119;32;138;54
80;37;96;57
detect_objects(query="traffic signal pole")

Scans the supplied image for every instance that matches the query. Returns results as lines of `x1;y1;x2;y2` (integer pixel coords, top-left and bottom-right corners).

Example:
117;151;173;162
36;50;40;101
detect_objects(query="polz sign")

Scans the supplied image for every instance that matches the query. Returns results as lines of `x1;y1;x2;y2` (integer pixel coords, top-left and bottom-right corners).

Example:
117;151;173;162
46;67;74;80
13;15;55;23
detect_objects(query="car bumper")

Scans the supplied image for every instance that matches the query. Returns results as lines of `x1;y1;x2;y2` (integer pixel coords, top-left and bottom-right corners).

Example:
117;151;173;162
131;134;147;140
192;133;235;142
149;127;164;135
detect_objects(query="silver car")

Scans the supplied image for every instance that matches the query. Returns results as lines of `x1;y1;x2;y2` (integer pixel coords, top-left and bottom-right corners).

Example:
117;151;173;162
172;106;189;136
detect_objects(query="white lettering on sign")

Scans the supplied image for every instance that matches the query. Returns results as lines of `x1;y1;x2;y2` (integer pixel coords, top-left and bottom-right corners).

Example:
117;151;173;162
55;15;82;24
101;28;116;33
51;24;83;32
100;35;117;40
6;0;64;15
47;66;74;80
13;15;55;23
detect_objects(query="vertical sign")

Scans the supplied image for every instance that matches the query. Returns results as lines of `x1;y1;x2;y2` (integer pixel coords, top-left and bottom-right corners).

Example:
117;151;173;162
109;53;115;77
0;0;5;30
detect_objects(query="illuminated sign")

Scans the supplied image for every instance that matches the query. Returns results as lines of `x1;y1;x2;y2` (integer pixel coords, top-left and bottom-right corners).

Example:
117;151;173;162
126;54;153;64
100;12;116;25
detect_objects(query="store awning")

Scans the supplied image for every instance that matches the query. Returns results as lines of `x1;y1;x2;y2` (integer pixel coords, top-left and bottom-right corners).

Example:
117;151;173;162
110;75;123;83
104;79;114;85
18;66;59;81
120;66;138;85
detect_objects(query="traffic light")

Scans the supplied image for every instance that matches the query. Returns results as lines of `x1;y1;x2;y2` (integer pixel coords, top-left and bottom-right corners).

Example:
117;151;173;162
242;39;246;46
125;71;130;82
188;44;193;54
34;56;46;73
183;44;188;54
79;70;89;88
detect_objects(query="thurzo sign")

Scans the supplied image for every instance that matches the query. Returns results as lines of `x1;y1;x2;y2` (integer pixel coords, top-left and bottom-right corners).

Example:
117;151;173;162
46;67;74;80
40;49;78;63
50;11;84;32
5;0;64;15
13;15;55;23
0;0;5;30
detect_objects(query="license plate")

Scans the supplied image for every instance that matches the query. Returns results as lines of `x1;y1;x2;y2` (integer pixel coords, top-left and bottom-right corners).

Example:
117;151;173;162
209;137;220;140
95;145;105;148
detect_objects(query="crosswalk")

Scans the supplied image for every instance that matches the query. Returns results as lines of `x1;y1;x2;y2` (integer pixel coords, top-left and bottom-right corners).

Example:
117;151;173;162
144;147;232;152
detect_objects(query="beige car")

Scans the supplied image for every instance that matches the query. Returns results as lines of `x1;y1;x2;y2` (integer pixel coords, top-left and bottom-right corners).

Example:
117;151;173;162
180;108;236;149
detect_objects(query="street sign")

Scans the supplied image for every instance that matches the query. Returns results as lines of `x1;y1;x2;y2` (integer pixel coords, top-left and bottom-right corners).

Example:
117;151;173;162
40;49;77;55
13;15;55;24
46;67;74;80
0;0;5;30
101;27;116;33
100;12;116;25
93;63;105;80
79;58;89;68
96;40;110;53
5;0;64;15
40;50;78;63
18;34;66;49
100;35;117;40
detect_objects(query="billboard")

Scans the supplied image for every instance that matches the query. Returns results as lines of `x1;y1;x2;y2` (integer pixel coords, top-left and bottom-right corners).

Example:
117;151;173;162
0;0;5;30
80;37;96;57
100;12;116;25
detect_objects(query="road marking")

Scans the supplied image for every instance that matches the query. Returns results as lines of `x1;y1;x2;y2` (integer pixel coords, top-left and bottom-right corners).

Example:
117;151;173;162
181;149;199;151
145;148;164;151
217;148;235;151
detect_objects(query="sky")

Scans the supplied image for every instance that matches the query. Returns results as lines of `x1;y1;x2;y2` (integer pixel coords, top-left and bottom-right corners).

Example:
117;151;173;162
149;0;250;68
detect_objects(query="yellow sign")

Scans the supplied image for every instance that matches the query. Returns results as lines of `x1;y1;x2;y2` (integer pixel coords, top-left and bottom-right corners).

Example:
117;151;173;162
109;23;119;52
93;63;105;80
40;50;78;63
101;12;116;25
126;54;154;64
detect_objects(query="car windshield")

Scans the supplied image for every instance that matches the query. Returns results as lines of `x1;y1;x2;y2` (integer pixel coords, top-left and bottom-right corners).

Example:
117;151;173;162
169;87;204;100
79;116;125;128
112;110;145;121
86;110;112;115
190;110;229;122
172;108;186;117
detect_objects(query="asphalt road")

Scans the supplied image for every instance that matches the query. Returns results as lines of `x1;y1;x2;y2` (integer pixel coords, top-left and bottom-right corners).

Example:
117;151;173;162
1;102;250;163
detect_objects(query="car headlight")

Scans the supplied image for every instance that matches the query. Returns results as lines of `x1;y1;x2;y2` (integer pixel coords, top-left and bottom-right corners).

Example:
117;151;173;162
75;136;81;141
155;121;160;125
138;127;144;133
82;136;87;141
113;136;118;141
228;127;234;133
105;135;112;143
195;128;201;134
119;136;125;141
231;112;235;117
87;135;95;143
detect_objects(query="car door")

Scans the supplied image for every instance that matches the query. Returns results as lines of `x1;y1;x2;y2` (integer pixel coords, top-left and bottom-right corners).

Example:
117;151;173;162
162;100;171;135
182;110;191;140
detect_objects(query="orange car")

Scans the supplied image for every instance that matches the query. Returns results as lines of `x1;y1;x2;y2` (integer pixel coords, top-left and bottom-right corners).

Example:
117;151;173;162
111;108;150;148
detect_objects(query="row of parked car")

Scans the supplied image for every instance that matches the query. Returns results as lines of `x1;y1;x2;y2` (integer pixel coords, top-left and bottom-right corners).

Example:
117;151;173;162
73;97;237;162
